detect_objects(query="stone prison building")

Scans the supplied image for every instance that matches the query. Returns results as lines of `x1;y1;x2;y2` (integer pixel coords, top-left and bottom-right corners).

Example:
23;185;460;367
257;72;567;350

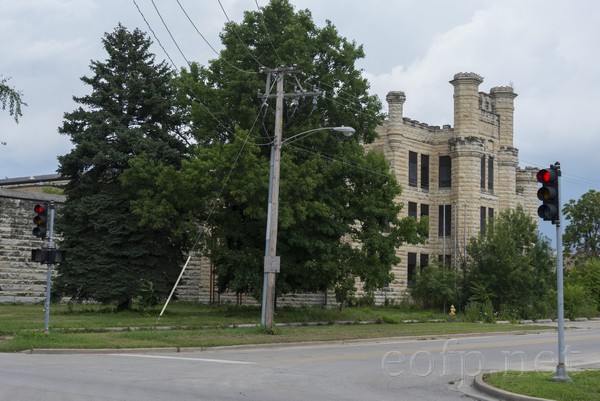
366;72;538;302
0;72;538;305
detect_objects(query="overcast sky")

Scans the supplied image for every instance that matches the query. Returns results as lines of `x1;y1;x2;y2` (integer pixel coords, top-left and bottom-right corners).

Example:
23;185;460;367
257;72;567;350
1;0;598;238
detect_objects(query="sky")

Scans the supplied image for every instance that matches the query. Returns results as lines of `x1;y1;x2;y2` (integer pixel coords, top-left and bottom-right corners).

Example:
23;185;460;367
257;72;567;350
1;0;598;240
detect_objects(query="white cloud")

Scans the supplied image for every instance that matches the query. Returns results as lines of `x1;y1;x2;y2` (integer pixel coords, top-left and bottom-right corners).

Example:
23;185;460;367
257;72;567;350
0;0;599;205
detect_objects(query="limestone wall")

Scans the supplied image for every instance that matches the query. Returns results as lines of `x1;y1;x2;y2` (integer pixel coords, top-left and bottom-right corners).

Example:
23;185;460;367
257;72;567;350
0;189;65;303
367;72;539;303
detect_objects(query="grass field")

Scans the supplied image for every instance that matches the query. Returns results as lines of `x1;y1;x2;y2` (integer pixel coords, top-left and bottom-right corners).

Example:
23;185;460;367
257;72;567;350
0;302;551;352
484;370;600;401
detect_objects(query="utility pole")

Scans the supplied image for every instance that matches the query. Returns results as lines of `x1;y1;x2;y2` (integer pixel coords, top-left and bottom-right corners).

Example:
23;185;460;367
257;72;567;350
259;67;321;328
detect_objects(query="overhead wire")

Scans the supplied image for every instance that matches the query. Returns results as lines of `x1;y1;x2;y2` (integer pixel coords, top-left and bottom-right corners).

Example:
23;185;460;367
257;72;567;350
130;0;272;304
287;142;390;178
136;1;391;183
520;159;600;189
175;0;256;75
217;0;267;69
132;0;177;67
254;0;285;65
135;0;276;321
150;0;190;65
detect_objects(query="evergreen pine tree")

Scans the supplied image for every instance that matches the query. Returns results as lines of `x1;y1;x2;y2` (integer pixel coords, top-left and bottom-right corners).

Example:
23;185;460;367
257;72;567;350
54;25;189;310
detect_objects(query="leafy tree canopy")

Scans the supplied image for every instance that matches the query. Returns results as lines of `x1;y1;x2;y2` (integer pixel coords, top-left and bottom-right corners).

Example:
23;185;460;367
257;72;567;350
564;189;600;260
465;205;554;315
123;0;427;303
54;25;190;310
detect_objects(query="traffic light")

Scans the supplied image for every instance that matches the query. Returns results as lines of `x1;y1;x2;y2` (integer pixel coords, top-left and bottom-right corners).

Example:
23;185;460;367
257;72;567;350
31;248;66;264
32;202;48;239
536;165;560;224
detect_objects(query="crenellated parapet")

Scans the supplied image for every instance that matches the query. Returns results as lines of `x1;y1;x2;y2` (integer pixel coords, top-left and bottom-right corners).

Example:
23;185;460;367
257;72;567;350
498;146;519;166
449;136;486;156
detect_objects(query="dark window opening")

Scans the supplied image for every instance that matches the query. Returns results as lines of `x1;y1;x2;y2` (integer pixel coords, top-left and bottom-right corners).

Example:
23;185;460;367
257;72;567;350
409;151;418;187
438;204;452;237
488;157;494;191
481;156;486;189
480;206;487;235
408;201;417;219
421;204;429;238
407;252;417;287
439;156;452;188
438;254;452;267
421;154;430;189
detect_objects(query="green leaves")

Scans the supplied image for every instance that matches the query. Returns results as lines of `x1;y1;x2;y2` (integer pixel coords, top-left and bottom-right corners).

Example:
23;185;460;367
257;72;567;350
167;0;408;303
0;75;27;123
564;189;600;260
465;205;554;315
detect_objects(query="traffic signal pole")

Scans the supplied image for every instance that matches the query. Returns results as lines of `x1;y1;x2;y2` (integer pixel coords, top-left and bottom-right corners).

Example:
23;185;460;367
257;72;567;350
552;164;571;382
537;162;571;382
44;202;55;333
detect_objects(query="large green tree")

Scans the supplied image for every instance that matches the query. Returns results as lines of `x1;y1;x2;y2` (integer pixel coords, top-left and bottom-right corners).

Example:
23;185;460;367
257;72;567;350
54;25;190;309
123;0;427;304
563;189;600;260
464;205;554;318
0;75;26;123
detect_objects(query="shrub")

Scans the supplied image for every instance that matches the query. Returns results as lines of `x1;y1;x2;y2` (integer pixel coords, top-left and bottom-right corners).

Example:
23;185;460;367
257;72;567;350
564;283;598;319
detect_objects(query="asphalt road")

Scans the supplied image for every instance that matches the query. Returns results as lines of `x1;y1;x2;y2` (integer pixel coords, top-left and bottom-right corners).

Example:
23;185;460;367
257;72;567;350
2;321;600;401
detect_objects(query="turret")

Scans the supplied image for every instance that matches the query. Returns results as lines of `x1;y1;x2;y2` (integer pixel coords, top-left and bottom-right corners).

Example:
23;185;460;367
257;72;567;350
490;86;518;148
386;91;406;123
450;72;484;137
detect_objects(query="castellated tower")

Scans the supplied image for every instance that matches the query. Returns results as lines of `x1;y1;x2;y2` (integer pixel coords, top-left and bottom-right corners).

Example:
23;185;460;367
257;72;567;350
368;72;538;304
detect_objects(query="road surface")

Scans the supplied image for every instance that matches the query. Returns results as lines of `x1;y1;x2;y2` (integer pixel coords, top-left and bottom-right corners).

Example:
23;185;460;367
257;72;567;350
2;321;599;400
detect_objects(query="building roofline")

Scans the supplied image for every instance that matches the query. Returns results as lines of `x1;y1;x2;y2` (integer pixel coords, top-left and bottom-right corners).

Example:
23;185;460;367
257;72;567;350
0;188;66;203
0;173;67;186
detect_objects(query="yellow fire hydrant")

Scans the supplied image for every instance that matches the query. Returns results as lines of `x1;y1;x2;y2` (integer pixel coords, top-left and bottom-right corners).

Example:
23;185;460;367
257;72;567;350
449;304;456;316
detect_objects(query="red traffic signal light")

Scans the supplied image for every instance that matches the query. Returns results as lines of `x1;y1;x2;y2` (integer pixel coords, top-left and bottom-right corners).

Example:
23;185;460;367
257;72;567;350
536;168;557;185
33;203;48;239
536;166;560;224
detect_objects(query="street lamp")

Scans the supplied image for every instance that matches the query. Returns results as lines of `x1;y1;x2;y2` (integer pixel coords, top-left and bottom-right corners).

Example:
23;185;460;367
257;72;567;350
260;126;355;328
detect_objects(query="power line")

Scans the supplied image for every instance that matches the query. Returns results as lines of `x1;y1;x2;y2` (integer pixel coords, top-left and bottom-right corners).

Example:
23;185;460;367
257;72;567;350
254;0;285;65
131;0;270;241
288;142;390;178
520;159;600;189
175;0;220;57
217;0;266;69
175;0;256;75
131;0;177;67
150;0;190;65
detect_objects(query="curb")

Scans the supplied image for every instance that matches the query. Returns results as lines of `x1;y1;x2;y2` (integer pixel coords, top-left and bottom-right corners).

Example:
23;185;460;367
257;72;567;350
24;328;555;355
473;373;554;401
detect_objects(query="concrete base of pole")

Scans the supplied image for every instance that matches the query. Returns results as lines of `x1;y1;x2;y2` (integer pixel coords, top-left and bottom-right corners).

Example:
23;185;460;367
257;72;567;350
551;364;572;382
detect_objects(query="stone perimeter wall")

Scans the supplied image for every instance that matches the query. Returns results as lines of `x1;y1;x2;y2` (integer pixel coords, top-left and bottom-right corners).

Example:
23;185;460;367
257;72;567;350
0;189;66;303
0;188;333;306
